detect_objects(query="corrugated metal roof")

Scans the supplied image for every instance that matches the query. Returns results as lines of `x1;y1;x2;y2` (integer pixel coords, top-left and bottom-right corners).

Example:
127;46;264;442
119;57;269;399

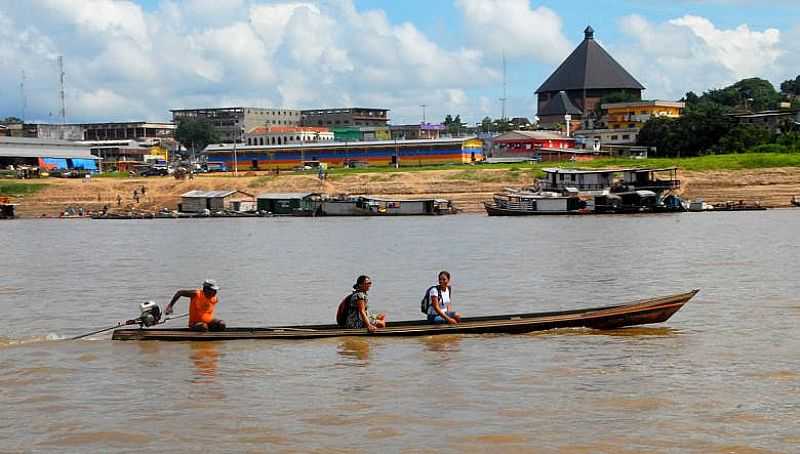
181;190;238;198
256;192;318;199
0;137;99;159
536;26;644;94
494;130;573;142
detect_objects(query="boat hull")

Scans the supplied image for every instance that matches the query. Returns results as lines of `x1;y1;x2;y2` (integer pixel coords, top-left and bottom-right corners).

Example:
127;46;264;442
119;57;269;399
484;202;586;216
112;290;699;341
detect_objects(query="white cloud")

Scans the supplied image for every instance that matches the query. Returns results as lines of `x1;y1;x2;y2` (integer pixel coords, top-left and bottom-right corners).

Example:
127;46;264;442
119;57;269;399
455;0;571;63
617;14;786;99
38;0;150;48
0;0;503;123
669;15;782;78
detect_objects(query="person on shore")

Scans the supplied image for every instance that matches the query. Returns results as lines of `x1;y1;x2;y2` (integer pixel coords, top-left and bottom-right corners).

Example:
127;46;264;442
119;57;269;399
343;275;386;332
116;194;122;207
426;271;461;325
165;279;226;332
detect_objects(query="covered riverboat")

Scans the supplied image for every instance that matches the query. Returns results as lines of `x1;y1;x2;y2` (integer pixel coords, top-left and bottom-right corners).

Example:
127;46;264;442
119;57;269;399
112;289;698;341
484;167;685;215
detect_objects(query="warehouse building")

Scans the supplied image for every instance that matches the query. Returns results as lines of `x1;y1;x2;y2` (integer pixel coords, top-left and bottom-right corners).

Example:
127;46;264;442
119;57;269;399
0;137;100;172
205;137;485;170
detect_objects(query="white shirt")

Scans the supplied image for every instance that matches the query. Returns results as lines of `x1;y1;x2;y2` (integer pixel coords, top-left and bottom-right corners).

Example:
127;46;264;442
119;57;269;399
428;286;450;316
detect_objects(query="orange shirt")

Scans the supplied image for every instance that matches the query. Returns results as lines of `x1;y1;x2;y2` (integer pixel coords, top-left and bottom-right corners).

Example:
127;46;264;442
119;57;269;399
189;289;218;325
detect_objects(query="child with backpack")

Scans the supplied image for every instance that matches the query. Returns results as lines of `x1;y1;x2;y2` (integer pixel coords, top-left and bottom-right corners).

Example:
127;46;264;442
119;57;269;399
421;271;461;324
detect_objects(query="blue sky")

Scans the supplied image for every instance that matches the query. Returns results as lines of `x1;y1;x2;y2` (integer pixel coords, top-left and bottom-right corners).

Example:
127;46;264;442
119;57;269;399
1;0;798;125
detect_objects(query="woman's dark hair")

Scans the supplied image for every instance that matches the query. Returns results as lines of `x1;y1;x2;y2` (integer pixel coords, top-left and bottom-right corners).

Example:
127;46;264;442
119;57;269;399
354;275;371;290
438;270;450;280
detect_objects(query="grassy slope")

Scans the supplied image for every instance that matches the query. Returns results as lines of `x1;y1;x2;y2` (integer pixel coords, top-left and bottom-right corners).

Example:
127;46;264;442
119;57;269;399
326;153;800;175
568;153;800;172
0;182;48;197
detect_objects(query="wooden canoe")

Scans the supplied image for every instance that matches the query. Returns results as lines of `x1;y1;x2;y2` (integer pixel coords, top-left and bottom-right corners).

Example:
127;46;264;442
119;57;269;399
111;289;699;341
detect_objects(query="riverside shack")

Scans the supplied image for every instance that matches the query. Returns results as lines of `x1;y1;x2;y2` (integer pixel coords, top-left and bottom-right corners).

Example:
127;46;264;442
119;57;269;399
180;190;255;213
256;192;321;215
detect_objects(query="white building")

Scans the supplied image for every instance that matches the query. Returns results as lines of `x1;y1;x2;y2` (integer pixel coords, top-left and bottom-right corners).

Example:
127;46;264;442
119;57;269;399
244;127;334;146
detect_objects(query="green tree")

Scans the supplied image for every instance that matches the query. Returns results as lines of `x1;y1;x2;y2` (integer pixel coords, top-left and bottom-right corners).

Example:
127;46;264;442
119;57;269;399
638;103;736;157
695;78;781;112
1;116;23;124
716;124;771;153
780;76;800;96
442;114;467;136
175;118;221;158
492;118;514;133
480;116;493;133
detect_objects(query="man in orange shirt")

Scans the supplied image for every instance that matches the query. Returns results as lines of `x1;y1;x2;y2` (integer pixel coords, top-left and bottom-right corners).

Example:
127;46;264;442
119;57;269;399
165;279;226;332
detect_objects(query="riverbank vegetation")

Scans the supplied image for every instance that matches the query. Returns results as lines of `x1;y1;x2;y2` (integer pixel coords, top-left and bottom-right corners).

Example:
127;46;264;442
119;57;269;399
638;77;800;157
0;182;48;196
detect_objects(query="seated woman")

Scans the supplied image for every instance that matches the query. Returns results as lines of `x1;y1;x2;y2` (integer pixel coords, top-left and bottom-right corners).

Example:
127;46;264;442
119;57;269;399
427;271;461;324
344;275;387;332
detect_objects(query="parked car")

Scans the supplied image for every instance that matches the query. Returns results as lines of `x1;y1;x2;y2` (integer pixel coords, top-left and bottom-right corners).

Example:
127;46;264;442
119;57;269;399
49;169;88;178
344;160;369;168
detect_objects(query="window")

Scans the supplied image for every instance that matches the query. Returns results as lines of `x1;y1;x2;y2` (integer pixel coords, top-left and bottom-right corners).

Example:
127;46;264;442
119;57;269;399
610;135;618;140
622;135;630;140
260;137;264;145
628;124;635;128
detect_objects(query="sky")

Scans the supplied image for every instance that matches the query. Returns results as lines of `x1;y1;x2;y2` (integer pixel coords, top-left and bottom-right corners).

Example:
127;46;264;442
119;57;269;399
1;0;799;125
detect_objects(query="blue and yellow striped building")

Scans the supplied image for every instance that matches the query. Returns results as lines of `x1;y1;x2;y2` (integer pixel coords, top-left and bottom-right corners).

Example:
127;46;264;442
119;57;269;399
204;137;484;170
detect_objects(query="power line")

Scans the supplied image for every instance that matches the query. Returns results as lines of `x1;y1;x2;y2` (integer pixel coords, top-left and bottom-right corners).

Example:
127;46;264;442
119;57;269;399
420;104;427;123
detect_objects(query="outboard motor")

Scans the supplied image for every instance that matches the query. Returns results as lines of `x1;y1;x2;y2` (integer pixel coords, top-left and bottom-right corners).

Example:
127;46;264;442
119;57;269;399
138;301;162;327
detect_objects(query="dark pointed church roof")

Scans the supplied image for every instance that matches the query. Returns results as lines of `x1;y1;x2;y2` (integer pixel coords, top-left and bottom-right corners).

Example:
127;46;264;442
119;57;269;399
539;91;582;116
535;26;644;94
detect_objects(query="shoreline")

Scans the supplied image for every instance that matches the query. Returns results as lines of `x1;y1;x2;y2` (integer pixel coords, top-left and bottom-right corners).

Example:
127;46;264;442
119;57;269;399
4;167;800;218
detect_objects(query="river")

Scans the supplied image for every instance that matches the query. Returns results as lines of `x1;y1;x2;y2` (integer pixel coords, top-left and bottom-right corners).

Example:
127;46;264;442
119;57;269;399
1;212;799;452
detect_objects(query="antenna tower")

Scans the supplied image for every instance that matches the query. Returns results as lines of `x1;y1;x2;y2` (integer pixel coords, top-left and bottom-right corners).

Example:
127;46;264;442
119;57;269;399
20;70;27;122
499;51;507;120
58;56;66;124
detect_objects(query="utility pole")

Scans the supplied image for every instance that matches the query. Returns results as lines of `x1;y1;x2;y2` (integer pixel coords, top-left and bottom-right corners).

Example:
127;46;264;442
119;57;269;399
232;123;241;176
420;104;427;124
499;51;507;120
57;56;66;124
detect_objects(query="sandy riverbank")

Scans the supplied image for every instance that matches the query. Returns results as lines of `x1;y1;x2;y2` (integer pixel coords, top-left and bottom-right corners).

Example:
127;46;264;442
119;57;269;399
6;167;800;217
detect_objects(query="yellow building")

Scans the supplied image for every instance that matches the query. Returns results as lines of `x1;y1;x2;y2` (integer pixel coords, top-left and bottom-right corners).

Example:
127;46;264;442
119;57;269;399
146;144;170;161
603;101;685;129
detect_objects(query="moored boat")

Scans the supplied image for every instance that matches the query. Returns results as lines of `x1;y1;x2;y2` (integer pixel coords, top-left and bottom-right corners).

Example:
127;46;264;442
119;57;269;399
484;190;588;216
112;289;699;341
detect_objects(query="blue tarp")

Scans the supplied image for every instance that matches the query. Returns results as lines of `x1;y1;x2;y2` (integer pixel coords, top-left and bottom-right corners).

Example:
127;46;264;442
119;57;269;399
42;158;68;169
69;159;98;170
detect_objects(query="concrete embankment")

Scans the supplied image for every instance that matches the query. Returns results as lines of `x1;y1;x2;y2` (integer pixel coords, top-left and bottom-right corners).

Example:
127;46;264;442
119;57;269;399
6;167;800;217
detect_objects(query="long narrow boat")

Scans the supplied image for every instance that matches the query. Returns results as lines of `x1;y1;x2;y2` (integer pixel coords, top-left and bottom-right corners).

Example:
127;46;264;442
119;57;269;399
112;290;698;341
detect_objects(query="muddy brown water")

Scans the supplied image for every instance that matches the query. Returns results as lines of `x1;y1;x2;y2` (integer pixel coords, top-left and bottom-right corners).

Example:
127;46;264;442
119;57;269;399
2;212;799;452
